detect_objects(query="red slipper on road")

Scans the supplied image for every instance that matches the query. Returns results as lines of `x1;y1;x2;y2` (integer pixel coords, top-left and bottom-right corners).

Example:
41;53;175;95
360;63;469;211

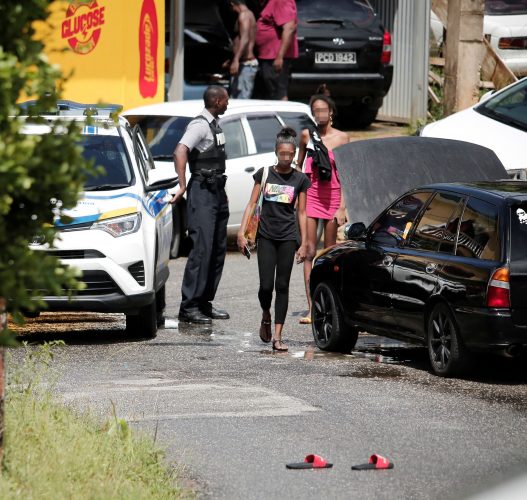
351;454;394;470
286;454;333;469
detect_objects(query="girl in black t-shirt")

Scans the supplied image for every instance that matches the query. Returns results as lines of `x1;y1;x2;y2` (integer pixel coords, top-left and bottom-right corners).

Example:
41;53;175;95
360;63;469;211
238;127;310;351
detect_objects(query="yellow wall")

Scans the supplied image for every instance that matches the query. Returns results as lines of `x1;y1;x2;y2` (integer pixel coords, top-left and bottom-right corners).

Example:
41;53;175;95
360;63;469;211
36;0;165;110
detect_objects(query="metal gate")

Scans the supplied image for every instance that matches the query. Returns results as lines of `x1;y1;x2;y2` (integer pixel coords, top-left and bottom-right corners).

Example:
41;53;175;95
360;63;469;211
371;0;430;124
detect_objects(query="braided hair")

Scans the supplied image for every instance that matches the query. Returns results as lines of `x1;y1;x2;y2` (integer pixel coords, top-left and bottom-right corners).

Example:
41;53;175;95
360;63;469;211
275;126;298;149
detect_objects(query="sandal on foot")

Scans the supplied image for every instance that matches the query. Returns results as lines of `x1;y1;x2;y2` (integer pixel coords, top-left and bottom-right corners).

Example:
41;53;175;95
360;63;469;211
299;316;311;325
272;339;288;352
259;320;272;343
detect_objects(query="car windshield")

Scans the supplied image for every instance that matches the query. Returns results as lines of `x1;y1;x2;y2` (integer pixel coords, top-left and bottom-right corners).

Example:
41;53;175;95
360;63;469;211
130;115;193;160
297;0;375;25
485;0;527;15
82;135;134;190
476;79;527;132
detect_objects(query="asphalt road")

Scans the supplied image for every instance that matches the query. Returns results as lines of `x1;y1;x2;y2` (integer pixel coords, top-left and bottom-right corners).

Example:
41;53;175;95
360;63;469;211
11;251;527;500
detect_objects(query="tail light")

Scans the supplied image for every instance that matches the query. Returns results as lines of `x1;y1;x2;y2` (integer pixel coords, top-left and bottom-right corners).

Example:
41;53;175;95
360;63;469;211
498;37;527;50
381;31;392;64
487;267;510;308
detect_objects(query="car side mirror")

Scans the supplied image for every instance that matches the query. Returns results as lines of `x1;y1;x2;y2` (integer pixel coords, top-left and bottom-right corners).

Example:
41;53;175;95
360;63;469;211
479;90;494;103
345;222;367;240
145;168;179;192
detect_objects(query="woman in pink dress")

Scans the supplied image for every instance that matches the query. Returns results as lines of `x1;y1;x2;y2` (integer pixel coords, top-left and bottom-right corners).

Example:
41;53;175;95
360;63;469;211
296;93;349;324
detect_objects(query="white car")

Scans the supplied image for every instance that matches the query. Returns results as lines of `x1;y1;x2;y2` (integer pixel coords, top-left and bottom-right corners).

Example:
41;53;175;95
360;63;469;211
431;2;527;76
25;106;178;337
420;77;527;178
123;99;315;257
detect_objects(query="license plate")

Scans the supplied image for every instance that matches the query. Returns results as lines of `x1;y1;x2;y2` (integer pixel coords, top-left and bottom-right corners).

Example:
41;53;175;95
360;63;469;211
315;52;356;64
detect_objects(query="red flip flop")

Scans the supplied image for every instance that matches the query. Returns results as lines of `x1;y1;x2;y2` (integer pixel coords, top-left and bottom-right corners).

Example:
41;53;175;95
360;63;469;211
352;454;394;470
286;454;333;469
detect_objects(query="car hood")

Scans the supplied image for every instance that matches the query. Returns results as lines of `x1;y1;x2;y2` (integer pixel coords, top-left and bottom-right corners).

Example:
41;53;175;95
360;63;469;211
333;137;507;226
421;107;527;171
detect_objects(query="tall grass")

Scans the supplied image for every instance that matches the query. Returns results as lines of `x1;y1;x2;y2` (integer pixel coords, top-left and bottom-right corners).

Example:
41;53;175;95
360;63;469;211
0;343;193;499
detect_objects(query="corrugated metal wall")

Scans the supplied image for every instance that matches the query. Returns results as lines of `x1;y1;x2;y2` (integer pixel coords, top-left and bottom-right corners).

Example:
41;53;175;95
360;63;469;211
371;0;430;123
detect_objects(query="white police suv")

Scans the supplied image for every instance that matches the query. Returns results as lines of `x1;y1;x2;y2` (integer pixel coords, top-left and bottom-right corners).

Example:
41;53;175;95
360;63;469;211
25;102;178;337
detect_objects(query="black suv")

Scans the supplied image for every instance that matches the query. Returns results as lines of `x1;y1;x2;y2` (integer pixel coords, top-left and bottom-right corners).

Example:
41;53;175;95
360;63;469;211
181;0;392;128
291;0;393;127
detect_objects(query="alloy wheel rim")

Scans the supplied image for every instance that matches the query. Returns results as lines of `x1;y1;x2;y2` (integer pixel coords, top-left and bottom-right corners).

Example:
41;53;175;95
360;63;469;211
430;310;452;369
313;288;333;343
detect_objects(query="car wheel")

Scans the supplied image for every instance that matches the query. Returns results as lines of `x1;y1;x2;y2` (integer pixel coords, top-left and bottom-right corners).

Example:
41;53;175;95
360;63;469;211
341;103;379;129
126;299;157;338
427;303;468;377
169;204;182;259
312;282;358;352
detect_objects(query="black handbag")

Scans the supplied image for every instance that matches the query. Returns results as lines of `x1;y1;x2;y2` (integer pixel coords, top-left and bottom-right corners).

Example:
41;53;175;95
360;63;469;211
308;129;332;181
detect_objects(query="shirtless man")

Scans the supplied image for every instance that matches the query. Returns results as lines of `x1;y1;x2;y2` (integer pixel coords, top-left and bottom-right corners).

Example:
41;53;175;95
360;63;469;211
227;0;258;99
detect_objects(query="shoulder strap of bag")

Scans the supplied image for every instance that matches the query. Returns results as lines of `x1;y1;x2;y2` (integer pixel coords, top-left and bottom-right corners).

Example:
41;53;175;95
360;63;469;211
256;166;269;209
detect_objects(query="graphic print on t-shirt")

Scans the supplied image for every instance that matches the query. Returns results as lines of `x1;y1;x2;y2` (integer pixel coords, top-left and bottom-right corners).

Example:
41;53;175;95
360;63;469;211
264;183;295;203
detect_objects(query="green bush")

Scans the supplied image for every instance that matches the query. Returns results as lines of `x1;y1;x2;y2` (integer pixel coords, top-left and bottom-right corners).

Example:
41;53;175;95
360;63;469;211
0;1;97;343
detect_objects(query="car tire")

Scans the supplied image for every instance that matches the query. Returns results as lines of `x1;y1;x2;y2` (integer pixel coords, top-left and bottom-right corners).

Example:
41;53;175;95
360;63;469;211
312;282;359;352
427;302;469;377
169;203;182;259
126;299;157;338
340;103;380;129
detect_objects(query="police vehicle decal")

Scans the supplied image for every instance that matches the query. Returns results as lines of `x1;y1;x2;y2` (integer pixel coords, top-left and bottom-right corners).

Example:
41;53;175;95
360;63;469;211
56;190;169;227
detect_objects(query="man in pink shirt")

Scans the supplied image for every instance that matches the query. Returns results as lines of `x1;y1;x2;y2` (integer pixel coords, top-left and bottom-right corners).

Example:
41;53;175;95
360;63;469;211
255;0;298;100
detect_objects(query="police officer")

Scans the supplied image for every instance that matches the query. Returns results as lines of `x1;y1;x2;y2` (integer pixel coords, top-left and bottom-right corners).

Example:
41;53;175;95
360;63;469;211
172;85;230;324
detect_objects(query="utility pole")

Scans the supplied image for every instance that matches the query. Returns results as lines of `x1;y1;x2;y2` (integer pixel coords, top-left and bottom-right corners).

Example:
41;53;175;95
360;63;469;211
0;298;6;461
167;0;185;101
443;0;485;115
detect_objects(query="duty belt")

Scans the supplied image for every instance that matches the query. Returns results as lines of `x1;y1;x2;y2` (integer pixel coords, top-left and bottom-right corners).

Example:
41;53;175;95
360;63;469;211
192;169;226;186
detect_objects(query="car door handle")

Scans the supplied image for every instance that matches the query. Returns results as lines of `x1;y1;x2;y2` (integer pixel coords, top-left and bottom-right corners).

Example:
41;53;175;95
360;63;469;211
382;255;393;266
244;167;255;172
426;263;438;274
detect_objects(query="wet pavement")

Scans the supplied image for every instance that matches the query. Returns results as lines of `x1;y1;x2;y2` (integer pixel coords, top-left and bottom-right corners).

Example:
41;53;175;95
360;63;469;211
9;252;527;499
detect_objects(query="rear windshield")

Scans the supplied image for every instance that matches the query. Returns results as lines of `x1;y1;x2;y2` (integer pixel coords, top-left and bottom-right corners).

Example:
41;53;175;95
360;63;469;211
510;203;527;265
130;115;192;160
476;78;527;132
297;0;375;25
82;135;133;189
485;0;527;15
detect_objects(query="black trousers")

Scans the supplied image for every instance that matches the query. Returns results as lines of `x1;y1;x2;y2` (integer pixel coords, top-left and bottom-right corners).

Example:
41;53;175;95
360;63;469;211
258;59;292;100
180;177;229;313
257;237;297;324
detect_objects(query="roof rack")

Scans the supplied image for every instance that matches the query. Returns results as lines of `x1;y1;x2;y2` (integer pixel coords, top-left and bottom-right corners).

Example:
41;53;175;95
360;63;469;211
18;100;123;117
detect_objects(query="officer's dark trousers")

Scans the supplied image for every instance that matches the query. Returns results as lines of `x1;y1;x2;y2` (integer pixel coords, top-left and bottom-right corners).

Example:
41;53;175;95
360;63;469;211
180;177;229;313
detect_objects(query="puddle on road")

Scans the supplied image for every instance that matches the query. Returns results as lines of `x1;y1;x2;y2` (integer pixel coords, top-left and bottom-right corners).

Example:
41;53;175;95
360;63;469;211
352;335;428;368
139;320;418;370
14;312;426;372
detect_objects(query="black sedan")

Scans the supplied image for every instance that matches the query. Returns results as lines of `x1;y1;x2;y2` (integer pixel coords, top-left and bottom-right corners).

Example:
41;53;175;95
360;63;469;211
310;180;527;377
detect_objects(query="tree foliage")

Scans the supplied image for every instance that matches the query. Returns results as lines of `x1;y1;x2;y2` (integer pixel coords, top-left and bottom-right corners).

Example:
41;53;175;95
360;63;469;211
0;1;95;342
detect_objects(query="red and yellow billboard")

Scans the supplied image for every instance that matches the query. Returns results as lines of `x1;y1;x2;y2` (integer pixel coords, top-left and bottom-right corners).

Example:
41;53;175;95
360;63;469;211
37;0;164;110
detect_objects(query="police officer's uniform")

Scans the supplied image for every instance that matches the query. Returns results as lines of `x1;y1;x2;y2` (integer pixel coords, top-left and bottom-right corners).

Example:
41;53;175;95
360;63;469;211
178;109;230;317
